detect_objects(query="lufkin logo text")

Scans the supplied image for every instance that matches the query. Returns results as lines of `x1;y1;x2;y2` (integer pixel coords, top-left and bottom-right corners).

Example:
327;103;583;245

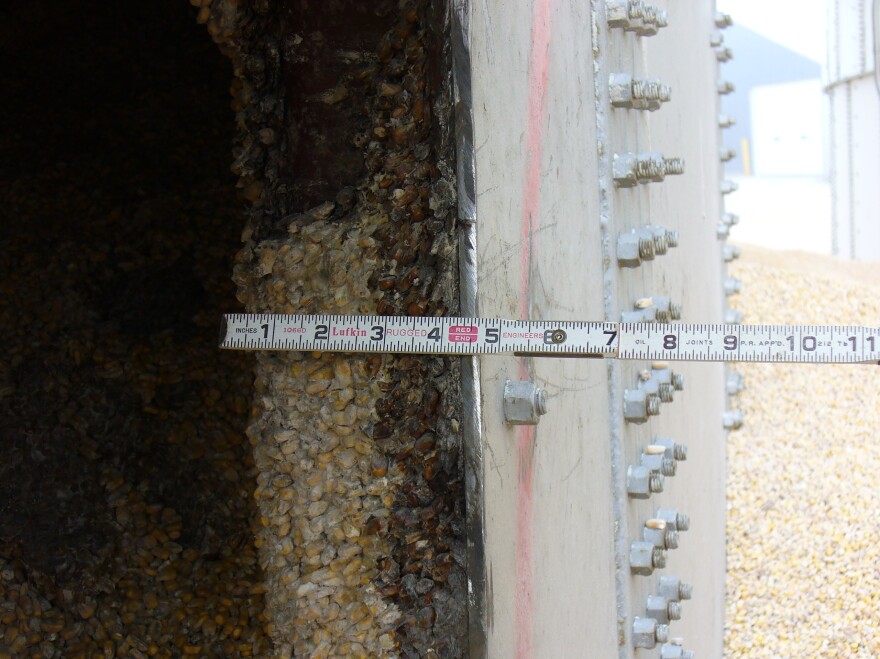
332;326;367;337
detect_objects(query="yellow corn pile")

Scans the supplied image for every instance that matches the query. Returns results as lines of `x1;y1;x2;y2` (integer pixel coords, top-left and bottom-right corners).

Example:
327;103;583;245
726;246;880;657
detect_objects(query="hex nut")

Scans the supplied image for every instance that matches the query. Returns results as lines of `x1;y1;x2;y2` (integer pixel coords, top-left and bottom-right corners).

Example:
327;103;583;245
724;276;743;296
644;522;678;549
723;409;745;430
656;508;690;532
621;304;657;323
721;179;739;194
609;73;634;107
716;46;734;62
632;616;669;648
613;152;640;187
606;2;631;28
624;388;660;423
659;575;693;602
661;643;695;659
715;11;734;28
617;230;645;267
627;465;664;498
641;450;676;477
651;295;682;321
503;380;547;425
647;594;682;623
630;541;666;576
725;308;744;324
726;371;746;395
723;244;742;262
654;437;688;461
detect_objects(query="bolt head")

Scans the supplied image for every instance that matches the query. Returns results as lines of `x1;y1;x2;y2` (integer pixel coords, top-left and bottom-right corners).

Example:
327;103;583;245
623;388;650;424
632;616;668;648
626;465;654;499
661;643;690;659
726;372;746;395
617;231;643;267
723;409;745;430
613;153;639;187
723;244;741;262
659;575;693;602
503;380;547;425
630;541;657;575
657;508;689;532
647;594;675;623
609;72;634;107
725;309;744;324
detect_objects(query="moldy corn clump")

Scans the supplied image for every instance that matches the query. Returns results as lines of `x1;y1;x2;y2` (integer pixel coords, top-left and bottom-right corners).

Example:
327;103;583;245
726;247;880;657
209;0;468;655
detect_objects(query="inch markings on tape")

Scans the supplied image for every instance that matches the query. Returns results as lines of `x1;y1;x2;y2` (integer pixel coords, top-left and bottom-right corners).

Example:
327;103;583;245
219;314;880;364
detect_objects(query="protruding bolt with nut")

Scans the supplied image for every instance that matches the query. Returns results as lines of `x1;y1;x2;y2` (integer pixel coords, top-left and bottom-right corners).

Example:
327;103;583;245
503;380;547;425
718;114;736;129
624;388;661;424
607;2;668;34
723;244;742;262
715;11;734;28
724;276;743;296
721;180;738;194
613;152;685;187
650;296;682;322
617;226;679;267
718;80;735;95
725;308;744;324
661;643;695;659
627;465;665;498
659;575;693;602
653;437;688;462
638;371;674;403
616;229;656;268
646;225;679;254
642;445;677;476
609;73;671;111
723;409;745;430
630;541;667;576
644;518;680;550
720;147;737;162
716;46;734;62
651;362;685;391
632;616;669;648
621;307;656;323
647;594;683;623
656;508;690;532
726;371;746;395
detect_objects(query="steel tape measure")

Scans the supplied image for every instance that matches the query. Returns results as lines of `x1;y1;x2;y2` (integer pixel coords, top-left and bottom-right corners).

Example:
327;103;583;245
220;314;880;364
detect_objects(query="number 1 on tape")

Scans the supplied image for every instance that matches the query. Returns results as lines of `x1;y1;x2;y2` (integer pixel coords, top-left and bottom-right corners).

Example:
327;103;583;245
220;314;880;365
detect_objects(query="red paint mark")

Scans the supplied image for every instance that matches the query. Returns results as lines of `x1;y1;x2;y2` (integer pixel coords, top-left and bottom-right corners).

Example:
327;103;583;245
515;1;553;658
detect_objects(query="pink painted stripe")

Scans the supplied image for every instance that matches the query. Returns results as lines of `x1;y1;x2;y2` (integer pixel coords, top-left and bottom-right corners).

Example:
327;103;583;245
515;1;553;658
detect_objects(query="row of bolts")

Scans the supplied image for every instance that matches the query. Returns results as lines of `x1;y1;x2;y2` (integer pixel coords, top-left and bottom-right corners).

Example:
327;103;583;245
616;7;741;655
502;7;740;656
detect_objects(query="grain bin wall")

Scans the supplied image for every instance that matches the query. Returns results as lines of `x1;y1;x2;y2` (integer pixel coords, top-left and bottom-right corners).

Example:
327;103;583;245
468;1;729;657
827;0;880;259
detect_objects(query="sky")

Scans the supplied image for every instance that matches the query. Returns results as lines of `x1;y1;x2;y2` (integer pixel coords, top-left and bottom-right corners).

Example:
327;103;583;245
716;0;828;64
